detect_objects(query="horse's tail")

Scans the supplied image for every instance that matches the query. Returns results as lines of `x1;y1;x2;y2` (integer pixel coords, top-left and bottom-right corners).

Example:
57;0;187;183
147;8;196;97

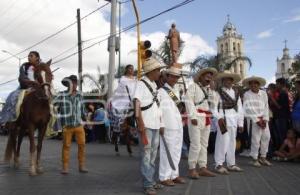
4;124;16;162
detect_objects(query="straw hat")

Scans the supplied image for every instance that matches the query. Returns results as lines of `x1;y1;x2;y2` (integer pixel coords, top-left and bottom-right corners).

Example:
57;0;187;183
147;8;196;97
216;70;241;84
193;67;217;82
165;63;183;76
242;76;266;88
142;58;165;75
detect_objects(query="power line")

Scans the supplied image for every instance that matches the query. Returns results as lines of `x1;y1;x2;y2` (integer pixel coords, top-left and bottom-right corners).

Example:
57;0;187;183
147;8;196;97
0;0;195;87
52;0;195;65
1;0;49;37
0;2;109;64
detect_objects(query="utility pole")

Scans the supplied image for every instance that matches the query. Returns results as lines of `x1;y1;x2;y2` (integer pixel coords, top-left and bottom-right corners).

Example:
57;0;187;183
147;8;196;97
131;0;142;79
117;1;121;78
77;8;83;92
107;0;117;99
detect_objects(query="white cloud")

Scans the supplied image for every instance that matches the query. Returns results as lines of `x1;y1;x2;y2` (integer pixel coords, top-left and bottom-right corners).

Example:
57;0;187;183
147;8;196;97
284;14;300;23
0;0;214;99
283;8;300;23
257;29;273;39
266;76;276;85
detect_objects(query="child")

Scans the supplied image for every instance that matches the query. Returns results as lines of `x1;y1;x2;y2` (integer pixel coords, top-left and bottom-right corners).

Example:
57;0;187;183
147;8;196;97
274;129;300;161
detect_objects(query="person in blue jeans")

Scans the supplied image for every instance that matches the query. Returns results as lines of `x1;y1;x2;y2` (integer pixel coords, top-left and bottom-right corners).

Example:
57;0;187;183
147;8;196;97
134;58;165;195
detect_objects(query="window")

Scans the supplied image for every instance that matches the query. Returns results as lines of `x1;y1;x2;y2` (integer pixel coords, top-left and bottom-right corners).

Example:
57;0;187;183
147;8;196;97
225;42;229;53
221;44;224;53
240;64;243;75
281;63;285;72
233;42;236;51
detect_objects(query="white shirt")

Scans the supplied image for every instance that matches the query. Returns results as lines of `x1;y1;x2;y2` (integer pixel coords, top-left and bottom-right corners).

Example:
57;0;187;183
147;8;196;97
185;82;211;120
243;89;269;122
213;87;244;128
111;76;137;111
158;83;183;130
27;66;35;81
133;76;163;130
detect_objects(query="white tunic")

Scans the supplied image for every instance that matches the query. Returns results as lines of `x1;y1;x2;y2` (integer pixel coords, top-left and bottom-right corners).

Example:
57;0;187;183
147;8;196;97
111;76;137;111
185;82;211;122
243;89;269;122
213;87;244;128
133;76;164;130
158;83;182;130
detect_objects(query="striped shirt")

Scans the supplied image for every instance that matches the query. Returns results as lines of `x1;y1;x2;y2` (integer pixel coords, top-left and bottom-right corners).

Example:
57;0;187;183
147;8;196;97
54;91;86;128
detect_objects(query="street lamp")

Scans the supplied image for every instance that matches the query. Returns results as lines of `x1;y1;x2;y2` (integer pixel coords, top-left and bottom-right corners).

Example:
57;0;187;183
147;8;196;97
1;50;22;67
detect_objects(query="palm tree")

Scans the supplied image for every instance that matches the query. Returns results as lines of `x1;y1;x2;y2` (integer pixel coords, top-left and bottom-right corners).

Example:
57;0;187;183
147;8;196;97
186;54;252;74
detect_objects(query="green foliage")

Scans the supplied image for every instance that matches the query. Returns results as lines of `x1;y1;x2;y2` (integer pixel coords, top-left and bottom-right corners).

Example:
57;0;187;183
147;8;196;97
152;38;184;66
185;54;252;74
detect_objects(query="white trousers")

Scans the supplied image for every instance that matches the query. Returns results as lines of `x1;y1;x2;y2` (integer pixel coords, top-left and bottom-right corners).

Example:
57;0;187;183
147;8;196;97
188;121;210;169
248;119;271;159
159;128;183;181
214;126;237;167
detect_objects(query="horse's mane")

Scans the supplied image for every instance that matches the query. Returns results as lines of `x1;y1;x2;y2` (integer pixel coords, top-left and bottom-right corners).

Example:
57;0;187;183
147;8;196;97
34;63;53;84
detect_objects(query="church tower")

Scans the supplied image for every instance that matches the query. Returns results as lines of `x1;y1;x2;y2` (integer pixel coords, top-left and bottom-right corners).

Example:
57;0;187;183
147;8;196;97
275;40;295;79
217;15;247;78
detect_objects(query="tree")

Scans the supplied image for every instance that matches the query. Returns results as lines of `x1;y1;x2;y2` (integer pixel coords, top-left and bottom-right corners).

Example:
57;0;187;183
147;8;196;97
287;52;300;92
185;54;252;74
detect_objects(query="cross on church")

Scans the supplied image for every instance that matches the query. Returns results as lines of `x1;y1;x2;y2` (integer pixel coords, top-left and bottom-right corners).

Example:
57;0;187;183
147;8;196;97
284;39;288;48
227;14;230;22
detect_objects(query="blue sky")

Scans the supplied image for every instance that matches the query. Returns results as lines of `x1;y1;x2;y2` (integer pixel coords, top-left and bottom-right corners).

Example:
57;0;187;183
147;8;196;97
120;0;300;82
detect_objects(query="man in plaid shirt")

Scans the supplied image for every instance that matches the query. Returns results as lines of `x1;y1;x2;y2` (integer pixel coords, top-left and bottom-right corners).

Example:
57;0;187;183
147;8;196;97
55;75;88;174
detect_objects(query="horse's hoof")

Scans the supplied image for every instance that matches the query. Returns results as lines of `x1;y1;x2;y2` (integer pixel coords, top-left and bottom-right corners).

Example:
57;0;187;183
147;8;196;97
37;167;44;174
29;170;37;176
116;152;120;156
29;166;37;176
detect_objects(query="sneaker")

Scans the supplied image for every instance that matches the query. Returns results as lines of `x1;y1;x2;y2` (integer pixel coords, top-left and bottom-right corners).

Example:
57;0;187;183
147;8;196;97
250;159;261;167
227;165;243;172
215;165;229;175
259;158;272;166
239;149;250;157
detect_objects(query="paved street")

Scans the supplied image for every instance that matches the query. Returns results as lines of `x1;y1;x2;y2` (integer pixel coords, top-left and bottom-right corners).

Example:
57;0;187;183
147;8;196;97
0;135;300;195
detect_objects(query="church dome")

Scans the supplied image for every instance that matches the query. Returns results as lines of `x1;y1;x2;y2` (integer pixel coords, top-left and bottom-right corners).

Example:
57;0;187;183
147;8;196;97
223;15;237;35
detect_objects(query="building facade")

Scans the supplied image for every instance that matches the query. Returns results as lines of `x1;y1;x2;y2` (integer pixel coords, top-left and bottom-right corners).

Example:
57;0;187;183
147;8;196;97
216;16;247;79
275;42;295;79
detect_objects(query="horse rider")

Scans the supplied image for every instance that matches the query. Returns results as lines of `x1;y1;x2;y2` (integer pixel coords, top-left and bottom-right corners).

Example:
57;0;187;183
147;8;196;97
0;51;41;125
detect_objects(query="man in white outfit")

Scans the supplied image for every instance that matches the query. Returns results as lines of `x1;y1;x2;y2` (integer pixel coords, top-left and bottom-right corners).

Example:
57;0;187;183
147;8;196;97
158;64;186;186
242;76;272;167
185;68;217;179
213;70;244;174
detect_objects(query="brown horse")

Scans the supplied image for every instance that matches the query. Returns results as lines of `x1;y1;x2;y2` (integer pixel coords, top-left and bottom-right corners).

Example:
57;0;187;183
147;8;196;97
4;60;53;176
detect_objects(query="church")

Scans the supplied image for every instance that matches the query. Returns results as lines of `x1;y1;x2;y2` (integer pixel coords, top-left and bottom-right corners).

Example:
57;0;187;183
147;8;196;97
275;41;295;79
216;16;247;79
